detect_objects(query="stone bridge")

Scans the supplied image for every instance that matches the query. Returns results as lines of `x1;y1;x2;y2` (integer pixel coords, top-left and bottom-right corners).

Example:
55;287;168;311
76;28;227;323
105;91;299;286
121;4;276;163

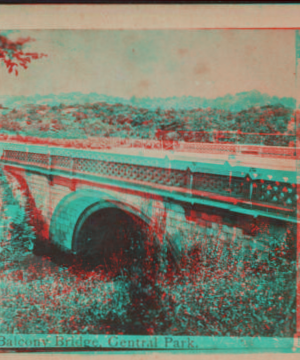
0;140;298;264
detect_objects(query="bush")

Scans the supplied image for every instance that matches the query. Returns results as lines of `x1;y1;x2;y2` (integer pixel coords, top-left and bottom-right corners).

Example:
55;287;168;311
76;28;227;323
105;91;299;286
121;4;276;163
152;226;296;337
0;168;35;271
0;267;131;334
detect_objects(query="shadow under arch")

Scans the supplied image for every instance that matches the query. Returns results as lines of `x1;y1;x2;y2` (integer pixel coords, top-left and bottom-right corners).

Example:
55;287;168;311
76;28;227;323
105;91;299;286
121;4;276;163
49;188;163;272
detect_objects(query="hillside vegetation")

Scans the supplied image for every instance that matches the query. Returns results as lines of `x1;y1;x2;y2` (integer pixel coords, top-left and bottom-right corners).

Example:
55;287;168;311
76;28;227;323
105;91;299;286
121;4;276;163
0;102;295;146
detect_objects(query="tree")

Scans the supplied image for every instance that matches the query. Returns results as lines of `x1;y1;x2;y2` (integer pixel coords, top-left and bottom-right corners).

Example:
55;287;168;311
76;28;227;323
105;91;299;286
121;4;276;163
0;33;47;75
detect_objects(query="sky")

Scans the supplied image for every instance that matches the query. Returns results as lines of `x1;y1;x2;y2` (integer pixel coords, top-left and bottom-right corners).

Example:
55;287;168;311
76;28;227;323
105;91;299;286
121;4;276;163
0;29;296;99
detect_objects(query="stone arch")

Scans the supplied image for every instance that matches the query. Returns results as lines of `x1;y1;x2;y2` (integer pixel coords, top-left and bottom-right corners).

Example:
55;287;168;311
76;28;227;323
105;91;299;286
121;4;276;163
49;189;157;259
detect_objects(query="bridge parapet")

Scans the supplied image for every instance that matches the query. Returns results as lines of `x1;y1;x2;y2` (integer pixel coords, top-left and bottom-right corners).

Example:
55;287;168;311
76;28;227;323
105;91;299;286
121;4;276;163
0;141;297;223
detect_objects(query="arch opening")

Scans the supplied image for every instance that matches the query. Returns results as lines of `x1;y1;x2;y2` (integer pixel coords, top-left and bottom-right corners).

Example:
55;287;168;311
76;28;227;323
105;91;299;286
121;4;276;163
73;205;160;275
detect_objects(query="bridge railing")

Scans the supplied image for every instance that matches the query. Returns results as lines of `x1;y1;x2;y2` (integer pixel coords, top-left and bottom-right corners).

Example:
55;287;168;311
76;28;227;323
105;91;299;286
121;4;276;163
85;136;297;159
0;130;297;158
0;141;298;222
155;130;296;146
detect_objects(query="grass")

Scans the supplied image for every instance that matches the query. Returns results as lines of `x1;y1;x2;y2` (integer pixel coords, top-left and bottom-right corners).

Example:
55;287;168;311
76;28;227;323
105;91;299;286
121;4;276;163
0;265;131;335
0;166;297;337
156;239;296;337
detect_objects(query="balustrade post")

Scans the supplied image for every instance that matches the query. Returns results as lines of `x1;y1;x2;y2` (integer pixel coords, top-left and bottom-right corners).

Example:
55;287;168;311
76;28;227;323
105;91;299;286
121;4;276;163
70;157;76;191
186;167;193;196
71;157;74;176
249;181;253;204
48;149;52;172
47;148;53;186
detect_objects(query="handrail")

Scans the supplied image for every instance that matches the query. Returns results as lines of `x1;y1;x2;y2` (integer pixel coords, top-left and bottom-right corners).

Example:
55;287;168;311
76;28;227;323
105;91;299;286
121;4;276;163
0;144;297;221
0;137;296;159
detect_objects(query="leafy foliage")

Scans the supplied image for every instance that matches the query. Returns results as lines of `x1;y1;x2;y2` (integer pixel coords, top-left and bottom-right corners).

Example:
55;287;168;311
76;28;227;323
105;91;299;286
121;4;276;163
153;225;296;337
0;33;47;75
0;102;295;146
0;168;35;270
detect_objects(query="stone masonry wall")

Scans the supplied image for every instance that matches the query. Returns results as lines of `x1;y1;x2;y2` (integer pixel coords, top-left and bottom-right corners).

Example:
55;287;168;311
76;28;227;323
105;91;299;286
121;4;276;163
4;168;291;262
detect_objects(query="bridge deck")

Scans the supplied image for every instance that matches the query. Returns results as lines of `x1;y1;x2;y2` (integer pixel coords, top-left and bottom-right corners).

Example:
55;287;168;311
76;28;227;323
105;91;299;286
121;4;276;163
0;141;298;223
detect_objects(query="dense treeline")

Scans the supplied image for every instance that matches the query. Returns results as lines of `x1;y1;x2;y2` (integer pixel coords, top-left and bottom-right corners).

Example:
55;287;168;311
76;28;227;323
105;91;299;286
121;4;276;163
0;102;295;146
